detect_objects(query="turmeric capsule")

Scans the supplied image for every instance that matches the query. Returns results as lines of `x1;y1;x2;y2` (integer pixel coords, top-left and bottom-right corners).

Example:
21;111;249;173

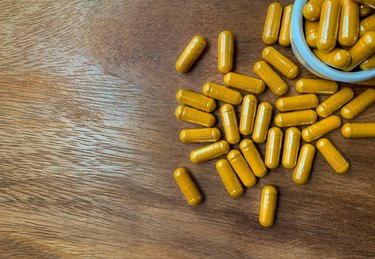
176;89;216;112
303;0;324;21
344;31;375;71
316;87;354;118
227;150;257;187
175;35;207;73
360;5;374;17
360;54;375;70
279;5;293;47
220;104;240;145
218;31;234;74
190;140;230;163
202;82;242;105
342;123;375;138
265;127;283;169
216;159;244;198
259;185;277;228
174;168;202;206
262;47;299;79
293;144;316;185
339;0;360;47
239;94;258;136
295;79;338;94
175;105;215;127
263;2;283;45
276;94;319;112
240;139;268;178
353;0;375;8
223;72;265;94
316;138;349;174
313;48;352;69
180;128;221;143
252;102;273;143
275;110;317;127
282;127;301;169
254;61;288;96
302;115;341;142
360;13;375;36
317;0;341;52
341;88;375;119
305;20;319;48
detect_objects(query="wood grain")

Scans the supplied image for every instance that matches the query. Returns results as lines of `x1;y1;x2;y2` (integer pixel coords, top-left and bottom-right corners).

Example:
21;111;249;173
0;0;374;258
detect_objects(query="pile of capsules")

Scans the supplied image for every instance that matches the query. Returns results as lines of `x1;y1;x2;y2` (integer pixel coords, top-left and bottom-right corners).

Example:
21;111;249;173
173;1;375;228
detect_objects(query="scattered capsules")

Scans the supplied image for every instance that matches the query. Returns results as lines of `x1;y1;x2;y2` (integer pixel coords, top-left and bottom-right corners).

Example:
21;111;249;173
259;185;277;228
265;127;283;169
224;72;265;94
252;102;273;143
339;0;360;47
240;139;268;178
295;79;338;94
220;104;241;144
275;109;317;127
282;127;301;169
313;49;352;69
342;123;375;138
239;94;258;136
353;0;375;9
293;144;316;185
317;0;341;52
344;31;375;71
302;115;341;142
279;5;293;47
360;13;375;36
360;54;375;70
175;105;215;127
180;128;221;143
305;20;319;48
316;138;350;174
174;168;202;206
262;46;299;79
276;94;319;112
216;159;244;198
263;2;283;45
176;89;216;112
176;35;206;73
316;87;354;118
254;61;288;96
218;31;234;74
190;140;230;163
227;150;257;187
202;82;242;105
303;0;324;21
341;88;375;119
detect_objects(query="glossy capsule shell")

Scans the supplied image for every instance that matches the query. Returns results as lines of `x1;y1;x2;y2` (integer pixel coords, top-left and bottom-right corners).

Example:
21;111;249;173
353;0;375;8
305;20;319;48
227;150;257;187
262;47;299;79
293;144;316;185
254;61;288;96
317;0;341;52
175;35;206;73
279;5;293;47
341;88;375;119
360;5;374;17
344;31;375;71
342;123;375;138
339;0;360;47
216;159;244;198
276;94;319;112
259;186;277;228
176;89;216;112
302;115;341;142
180;128;221;143
360;13;375;36
202;82;242;105
190;140;230;163
174;168;202;206
316;138;349;174
263;2;283;45
282;127;301;169
316;87;354;118
265;127;283;169
218;31;234;73
220;104;240;144
224;72;265;94
303;0;324;21
275;110;317;127
313;48;352;69
240;139;268;178
240;95;258;136
295;79;338;94
252;102;273;143
175;106;215;127
360;54;375;70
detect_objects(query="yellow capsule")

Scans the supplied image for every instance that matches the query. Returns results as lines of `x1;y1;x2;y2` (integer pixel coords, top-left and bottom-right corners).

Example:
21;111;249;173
202;82;242;105
259;185;277;228
175;35;207;73
263;2;283;45
176;89;216;112
305;20;319;48
282;127;301;169
361;14;375;37
239;95;258;136
344;31;375;71
220;104;240;145
276;94;319;112
316;138;349;174
302;115;341;142
353;0;375;8
174;168;202;206
252;102;273;143
240;139;268;178
275;110;317;127
180;128;221;143
227;150;257;188
254;61;288;96
303;0;324;21
293;144;316;185
341;88;375;119
262;47;299;79
279;5;293;47
360;5;374;17
190;140;230;163
360;54;375;70
223;72;265;94
339;0;360;47
295;79;338;94
316;87;354;118
265;127;283;169
175;105;215;127
342;123;375;138
317;0;341;52
218;31;234;74
313;48;352;69
216;159;244;198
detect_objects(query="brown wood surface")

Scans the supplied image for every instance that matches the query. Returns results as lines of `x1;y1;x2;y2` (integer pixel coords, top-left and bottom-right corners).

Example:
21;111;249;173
0;0;374;258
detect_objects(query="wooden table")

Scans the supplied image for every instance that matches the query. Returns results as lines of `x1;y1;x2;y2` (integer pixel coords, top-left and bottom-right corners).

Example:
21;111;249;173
0;0;374;257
